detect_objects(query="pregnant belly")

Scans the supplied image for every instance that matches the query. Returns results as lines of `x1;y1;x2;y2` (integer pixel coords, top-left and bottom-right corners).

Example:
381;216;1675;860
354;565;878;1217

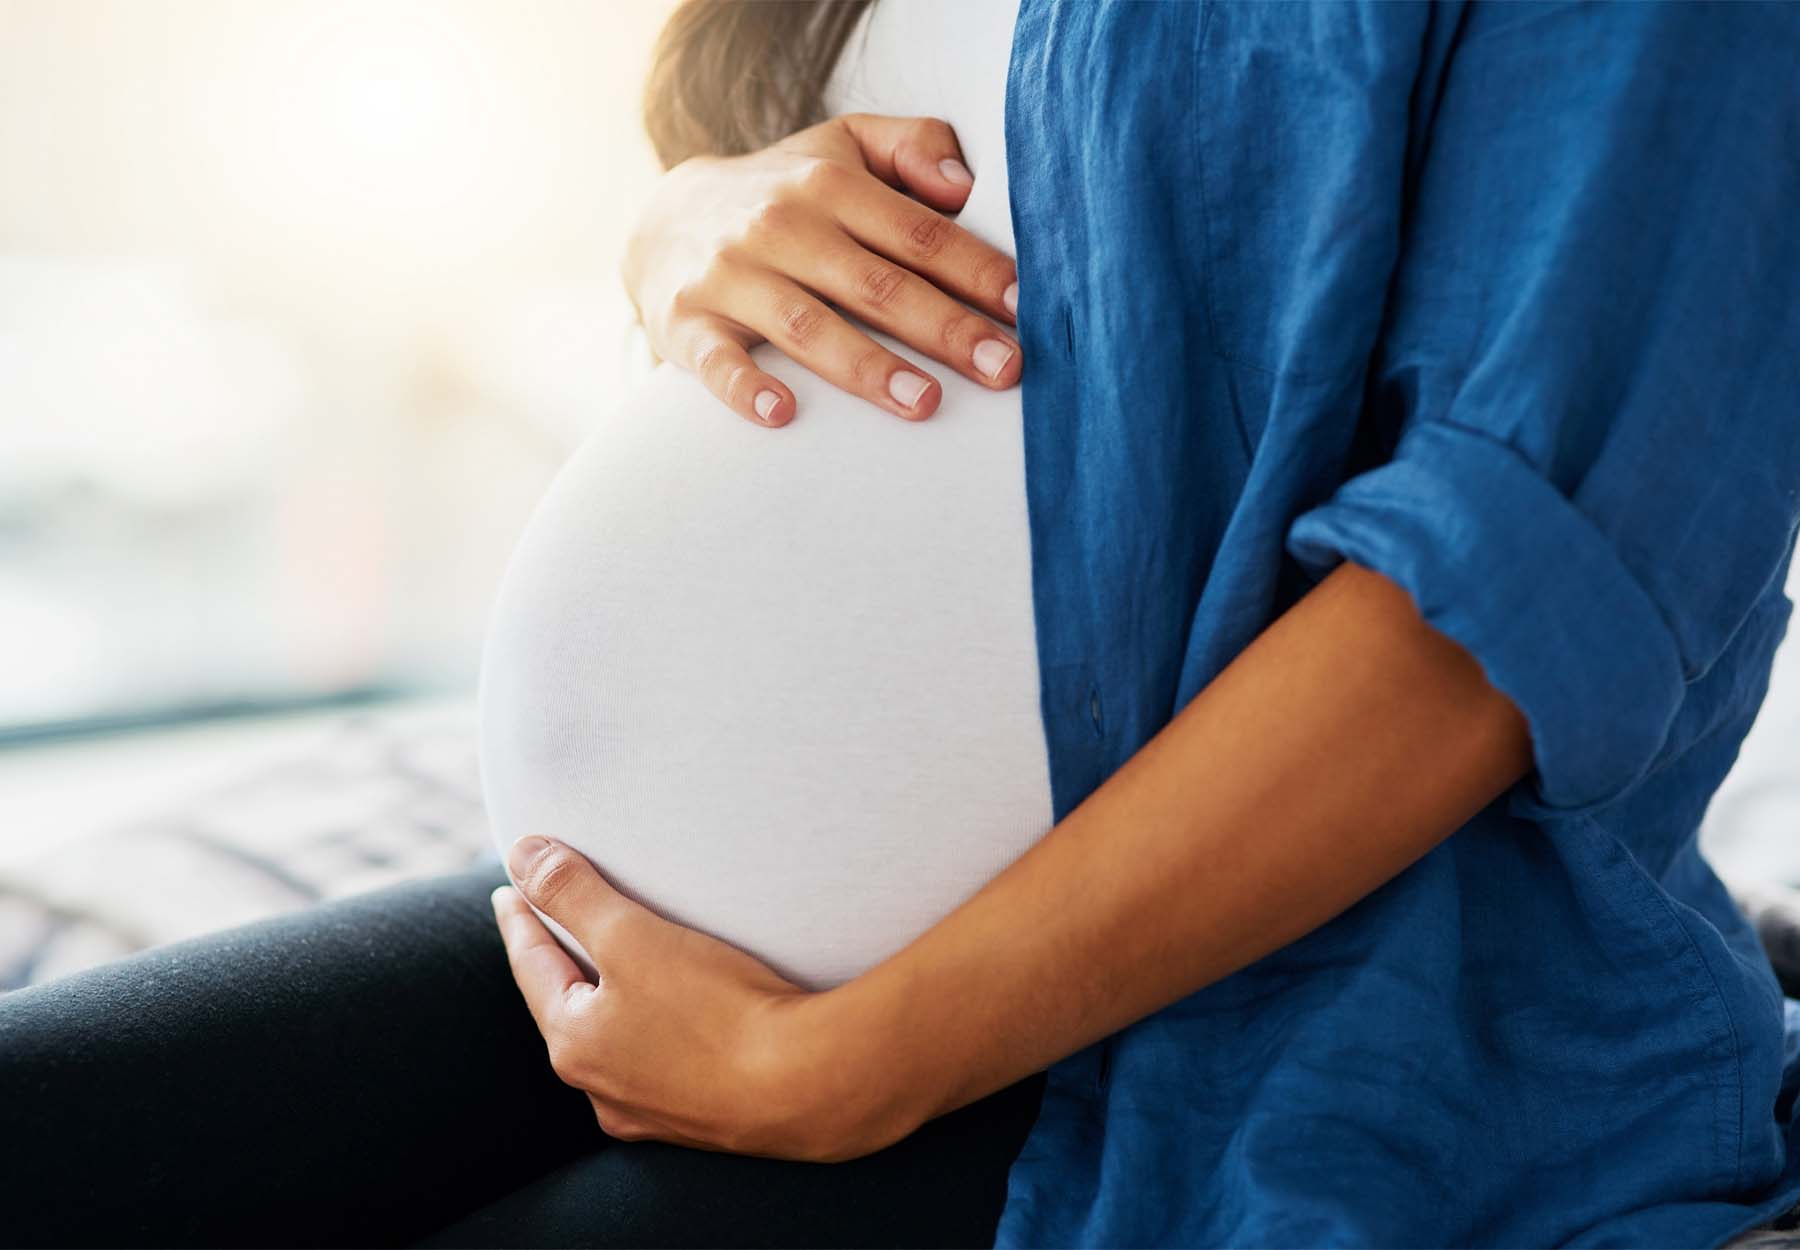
478;340;1054;990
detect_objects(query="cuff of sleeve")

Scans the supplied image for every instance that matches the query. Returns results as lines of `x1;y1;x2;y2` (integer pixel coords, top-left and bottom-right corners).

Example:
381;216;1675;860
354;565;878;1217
1286;418;1685;815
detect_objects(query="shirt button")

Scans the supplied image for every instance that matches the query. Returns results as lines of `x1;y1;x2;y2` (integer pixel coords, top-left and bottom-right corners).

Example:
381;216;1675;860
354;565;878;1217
1087;684;1105;738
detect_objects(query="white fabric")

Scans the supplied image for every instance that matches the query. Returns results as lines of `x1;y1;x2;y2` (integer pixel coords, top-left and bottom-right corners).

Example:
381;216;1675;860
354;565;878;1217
479;0;1048;990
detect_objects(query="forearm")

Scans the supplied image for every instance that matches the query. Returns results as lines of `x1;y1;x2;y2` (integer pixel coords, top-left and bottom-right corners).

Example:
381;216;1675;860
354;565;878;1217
813;561;1531;1144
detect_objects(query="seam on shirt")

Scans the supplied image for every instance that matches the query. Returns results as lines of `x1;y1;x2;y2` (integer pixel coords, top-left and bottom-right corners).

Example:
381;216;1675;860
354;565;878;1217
1416;412;1693;678
1589;813;1747;1194
1188;0;1364;388
1659;882;1750;1194
1195;2;1324;389
1191;0;1222;362
1178;0;1220;371
1190;4;1325;389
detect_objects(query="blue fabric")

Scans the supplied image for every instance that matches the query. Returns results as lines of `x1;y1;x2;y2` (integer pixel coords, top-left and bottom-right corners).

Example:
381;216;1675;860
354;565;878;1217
995;2;1800;1245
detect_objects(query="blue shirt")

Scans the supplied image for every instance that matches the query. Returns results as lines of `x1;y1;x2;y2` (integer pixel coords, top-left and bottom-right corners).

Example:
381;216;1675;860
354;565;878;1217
995;2;1800;1245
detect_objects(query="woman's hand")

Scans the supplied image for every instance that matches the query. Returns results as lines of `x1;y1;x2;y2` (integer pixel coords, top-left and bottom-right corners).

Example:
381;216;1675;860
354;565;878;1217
622;114;1022;427
494;836;917;1162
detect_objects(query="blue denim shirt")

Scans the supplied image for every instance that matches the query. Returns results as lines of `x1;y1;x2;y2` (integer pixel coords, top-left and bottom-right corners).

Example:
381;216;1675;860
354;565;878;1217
995;3;1800;1245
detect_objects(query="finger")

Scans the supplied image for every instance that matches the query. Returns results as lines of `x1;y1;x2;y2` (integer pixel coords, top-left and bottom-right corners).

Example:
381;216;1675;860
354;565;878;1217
491;884;586;1037
507;836;664;966
703;260;942;421
835;113;974;215
676;316;796;427
768;223;1021;391
832;177;1018;325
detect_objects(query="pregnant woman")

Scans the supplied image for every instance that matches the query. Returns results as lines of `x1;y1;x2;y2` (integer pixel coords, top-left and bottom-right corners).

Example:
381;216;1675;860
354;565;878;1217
7;1;1800;1247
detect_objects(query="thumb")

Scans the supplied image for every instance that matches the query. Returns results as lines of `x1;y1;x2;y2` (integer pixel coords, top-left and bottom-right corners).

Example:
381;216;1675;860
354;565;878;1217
507;836;645;959
835;113;975;213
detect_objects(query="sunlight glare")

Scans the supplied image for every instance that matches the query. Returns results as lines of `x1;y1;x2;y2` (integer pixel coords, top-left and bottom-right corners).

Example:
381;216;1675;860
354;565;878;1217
286;6;490;202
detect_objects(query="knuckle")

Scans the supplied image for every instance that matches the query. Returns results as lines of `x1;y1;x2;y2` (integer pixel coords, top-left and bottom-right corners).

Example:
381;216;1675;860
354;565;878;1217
525;849;582;910
668;282;702;319
777;301;824;348
690;335;729;380
581;908;631;958
940;313;983;357
854;261;907;312
697;253;734;291
793;154;843;195
832;112;871;138
545;1036;584;1087
740;198;797;249
674;261;726;312
900;211;951;260
907;118;964;156
969;254;1014;299
691;339;749;400
850;346;891;391
719;362;757;405
915;115;957;146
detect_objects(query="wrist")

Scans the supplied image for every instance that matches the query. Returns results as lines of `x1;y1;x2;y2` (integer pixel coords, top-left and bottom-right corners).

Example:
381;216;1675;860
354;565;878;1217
762;978;934;1162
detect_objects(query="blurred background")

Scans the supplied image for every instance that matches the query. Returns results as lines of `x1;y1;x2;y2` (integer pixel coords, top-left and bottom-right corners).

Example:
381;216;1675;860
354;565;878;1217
0;0;678;981
1;0;670;735
0;0;1794;989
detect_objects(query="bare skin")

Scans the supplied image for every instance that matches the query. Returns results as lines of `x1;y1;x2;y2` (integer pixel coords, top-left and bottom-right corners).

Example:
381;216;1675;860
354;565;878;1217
495;561;1532;1160
622;114;1022;427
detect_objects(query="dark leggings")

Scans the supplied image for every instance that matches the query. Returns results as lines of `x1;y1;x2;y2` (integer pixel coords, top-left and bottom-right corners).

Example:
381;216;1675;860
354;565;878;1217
0;866;1045;1248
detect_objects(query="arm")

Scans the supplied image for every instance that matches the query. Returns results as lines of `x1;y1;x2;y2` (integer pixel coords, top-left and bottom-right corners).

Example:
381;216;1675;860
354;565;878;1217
495;558;1529;1159
812;560;1530;1147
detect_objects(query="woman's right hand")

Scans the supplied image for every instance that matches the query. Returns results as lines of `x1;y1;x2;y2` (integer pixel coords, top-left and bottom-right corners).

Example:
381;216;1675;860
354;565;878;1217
622;114;1022;427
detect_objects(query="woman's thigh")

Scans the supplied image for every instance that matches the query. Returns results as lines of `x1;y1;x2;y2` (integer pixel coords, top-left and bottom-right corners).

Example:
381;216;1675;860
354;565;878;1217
0;864;597;1247
416;1072;1047;1250
1;863;1048;1249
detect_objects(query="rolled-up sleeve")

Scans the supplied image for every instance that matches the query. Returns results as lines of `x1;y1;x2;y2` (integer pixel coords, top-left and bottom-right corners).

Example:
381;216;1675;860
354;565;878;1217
1286;0;1800;813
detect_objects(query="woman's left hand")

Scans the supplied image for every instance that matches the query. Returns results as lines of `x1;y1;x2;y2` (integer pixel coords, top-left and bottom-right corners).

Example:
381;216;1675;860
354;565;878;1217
493;836;907;1162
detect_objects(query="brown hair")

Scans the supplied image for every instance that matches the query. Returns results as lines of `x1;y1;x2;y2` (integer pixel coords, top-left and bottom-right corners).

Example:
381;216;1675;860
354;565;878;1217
643;0;873;170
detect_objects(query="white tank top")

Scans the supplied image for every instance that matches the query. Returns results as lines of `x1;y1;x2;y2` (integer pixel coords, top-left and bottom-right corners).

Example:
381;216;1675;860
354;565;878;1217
478;0;1047;990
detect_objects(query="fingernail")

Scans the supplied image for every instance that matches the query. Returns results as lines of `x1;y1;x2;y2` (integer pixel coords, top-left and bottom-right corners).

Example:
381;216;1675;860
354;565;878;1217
753;390;780;423
888;370;929;410
490;884;513;913
1003;282;1018;318
938;157;973;187
973;339;1015;381
509;835;550;878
